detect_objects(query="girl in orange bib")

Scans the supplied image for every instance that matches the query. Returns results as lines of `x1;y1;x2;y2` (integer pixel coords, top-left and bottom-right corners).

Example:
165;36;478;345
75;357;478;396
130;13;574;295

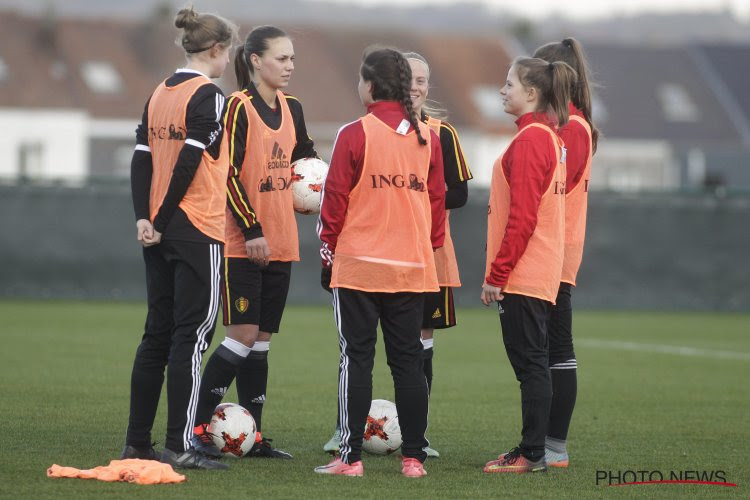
191;26;317;460
315;47;445;478
124;7;237;470
533;38;599;469
481;57;576;474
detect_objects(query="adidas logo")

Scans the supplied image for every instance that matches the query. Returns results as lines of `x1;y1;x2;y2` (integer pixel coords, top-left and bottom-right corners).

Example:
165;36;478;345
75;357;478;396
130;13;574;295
250;394;266;404
432;308;442;319
211;386;228;397
267;142;289;170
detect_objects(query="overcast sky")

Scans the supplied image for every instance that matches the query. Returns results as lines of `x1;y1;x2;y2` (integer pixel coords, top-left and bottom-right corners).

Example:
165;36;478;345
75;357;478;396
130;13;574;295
313;0;750;21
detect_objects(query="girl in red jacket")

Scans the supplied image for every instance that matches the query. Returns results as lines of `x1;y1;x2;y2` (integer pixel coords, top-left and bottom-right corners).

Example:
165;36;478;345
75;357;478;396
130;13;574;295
481;57;576;473
315;47;445;478
533;37;599;469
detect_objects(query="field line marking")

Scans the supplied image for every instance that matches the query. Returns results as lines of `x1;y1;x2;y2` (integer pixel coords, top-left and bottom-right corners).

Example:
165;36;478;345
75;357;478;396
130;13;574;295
576;339;750;361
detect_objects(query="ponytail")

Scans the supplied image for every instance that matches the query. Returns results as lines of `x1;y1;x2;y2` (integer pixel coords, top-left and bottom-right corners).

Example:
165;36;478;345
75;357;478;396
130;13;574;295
361;47;427;146
395;53;427;146
534;37;599;153
548;61;577;126
513;56;577;127
234;46;252;90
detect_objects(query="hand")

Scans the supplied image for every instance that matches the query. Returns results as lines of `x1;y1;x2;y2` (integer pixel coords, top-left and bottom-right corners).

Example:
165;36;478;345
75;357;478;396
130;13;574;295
480;283;504;306
145;229;162;246
245;237;271;267
321;265;332;293
136;219;156;247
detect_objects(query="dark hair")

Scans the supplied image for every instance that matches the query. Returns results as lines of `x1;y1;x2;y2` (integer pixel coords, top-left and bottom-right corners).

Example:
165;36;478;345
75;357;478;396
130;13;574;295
402;51;448;120
361;47;426;146
234;25;288;90
174;6;237;54
534;38;599;153
513;56;577;127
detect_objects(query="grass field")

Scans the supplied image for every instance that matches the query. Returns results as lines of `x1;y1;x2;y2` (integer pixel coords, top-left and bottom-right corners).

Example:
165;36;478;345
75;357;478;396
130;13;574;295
1;301;747;499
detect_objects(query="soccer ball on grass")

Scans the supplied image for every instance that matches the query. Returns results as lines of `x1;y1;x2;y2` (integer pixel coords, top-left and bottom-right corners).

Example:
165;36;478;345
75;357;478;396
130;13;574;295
209;403;257;457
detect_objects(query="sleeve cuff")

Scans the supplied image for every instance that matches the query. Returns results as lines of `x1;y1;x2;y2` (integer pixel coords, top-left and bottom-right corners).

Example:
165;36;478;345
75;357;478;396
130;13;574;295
242;223;263;241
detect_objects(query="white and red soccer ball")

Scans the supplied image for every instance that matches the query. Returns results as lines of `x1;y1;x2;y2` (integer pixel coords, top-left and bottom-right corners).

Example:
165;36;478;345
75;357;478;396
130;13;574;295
291;158;329;215
362;399;402;455
209;403;257;458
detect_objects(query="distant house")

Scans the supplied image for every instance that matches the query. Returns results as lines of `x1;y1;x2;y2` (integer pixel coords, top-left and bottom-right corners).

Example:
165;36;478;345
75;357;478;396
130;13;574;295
563;42;750;191
0;10;516;185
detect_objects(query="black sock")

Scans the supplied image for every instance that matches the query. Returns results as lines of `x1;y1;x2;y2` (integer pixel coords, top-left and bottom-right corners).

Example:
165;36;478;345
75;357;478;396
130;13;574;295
548;365;577;440
194;345;244;427
422;347;434;395
237;350;268;432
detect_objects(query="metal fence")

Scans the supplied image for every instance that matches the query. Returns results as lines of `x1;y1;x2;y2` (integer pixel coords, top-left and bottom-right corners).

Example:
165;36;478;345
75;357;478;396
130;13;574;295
1;184;748;311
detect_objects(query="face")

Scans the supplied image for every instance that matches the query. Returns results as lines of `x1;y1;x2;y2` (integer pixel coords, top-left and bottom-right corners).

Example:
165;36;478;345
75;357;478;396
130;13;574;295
208;44;232;79
358;73;373;106
252;37;295;90
408;58;429;114
499;65;536;117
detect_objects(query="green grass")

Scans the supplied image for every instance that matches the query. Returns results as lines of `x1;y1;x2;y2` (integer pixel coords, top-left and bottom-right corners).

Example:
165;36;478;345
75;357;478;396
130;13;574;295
1;302;748;498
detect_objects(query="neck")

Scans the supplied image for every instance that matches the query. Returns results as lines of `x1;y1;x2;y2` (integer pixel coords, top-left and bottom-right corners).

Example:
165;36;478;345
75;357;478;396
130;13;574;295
414;105;423;118
254;80;278;108
185;59;212;78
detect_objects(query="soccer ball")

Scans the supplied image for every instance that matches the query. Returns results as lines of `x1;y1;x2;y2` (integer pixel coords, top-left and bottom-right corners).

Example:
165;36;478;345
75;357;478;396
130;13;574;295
362;399;402;455
291;157;328;215
209;403;257;458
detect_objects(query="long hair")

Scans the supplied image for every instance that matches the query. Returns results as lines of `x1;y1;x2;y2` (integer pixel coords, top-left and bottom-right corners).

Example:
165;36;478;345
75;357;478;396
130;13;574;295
513;56;577;127
361;47;427;146
402;51;447;120
174;6;237;54
534;38;599;153
234;25;288;90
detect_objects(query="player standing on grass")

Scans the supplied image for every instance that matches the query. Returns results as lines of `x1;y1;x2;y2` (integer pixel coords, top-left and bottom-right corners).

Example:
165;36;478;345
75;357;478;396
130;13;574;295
321;51;472;458
481;56;576;473
190;25;317;460
314;47;445;477
533;38;598;468
122;7;237;470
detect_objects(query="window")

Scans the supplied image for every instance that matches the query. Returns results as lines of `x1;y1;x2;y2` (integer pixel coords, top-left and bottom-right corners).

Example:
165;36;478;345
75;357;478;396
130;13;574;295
18;142;44;180
657;83;699;122
0;57;8;82
80;61;123;94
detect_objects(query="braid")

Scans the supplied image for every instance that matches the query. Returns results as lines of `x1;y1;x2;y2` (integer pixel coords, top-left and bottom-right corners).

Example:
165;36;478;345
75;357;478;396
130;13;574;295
395;52;427;146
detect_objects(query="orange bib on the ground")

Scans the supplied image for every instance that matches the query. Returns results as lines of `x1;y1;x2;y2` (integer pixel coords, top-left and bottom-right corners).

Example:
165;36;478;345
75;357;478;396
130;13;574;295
561;115;592;286
148;76;228;242
331;114;438;293
426;117;461;287
224;90;299;261
47;459;186;485
485;123;566;303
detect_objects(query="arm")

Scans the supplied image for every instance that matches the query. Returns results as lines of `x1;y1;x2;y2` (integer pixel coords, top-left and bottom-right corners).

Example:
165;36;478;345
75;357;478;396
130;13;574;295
427;129;446;250
131;99;152;222
485;139;552;287
130;99;157;246
287;96;319;162
440;123;472;209
317;121;363;266
152;84;226;234
224;96;263;241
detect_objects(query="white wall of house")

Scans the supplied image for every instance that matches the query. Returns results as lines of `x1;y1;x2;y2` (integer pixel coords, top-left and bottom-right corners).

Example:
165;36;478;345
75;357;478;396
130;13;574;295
0;108;88;183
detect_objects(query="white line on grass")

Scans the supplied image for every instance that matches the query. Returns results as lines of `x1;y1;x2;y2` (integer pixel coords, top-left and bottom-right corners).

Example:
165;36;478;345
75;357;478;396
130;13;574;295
576;339;750;361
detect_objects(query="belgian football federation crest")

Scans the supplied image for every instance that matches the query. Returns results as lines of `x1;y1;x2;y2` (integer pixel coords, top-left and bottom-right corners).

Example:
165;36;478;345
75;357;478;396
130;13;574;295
235;297;249;313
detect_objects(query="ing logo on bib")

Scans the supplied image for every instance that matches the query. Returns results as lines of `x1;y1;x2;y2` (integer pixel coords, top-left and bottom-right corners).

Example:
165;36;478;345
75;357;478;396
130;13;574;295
369;174;426;192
